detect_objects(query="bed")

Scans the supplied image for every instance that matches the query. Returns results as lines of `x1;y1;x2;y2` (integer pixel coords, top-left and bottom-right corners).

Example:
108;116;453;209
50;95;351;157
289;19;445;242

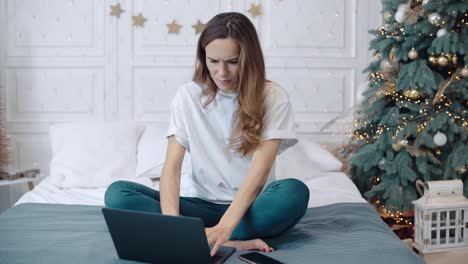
0;123;424;264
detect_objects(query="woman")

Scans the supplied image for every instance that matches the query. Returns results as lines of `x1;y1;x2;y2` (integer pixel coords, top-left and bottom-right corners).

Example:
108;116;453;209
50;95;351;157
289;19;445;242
105;12;309;256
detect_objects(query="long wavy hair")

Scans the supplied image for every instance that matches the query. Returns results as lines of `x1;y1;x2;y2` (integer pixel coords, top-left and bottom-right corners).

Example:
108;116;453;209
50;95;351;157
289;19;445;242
193;12;266;156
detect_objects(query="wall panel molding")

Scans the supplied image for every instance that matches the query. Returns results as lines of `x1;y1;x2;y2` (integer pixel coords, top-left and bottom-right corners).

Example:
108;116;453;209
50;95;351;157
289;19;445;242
7;0;106;57
6;67;105;122
0;0;381;176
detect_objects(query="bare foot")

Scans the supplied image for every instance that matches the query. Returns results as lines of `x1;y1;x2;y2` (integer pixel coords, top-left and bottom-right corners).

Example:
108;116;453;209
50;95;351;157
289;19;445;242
224;238;273;252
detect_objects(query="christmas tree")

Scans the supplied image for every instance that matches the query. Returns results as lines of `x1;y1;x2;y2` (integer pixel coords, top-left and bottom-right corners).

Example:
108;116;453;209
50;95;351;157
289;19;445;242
347;0;467;215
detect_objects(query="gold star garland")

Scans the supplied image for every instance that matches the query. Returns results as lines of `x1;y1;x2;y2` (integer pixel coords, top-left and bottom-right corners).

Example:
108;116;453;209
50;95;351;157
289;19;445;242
247;3;262;17
192;19;206;35
110;3;125;18
108;3;261;31
132;13;147;27
167;20;182;34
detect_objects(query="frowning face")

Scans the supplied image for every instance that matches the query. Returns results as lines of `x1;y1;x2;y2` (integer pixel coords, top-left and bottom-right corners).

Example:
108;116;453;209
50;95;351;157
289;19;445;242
205;37;240;94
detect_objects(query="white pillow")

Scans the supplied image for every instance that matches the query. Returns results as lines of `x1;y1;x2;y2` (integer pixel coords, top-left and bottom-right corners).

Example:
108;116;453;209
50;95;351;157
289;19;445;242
275;138;342;181
136;125;192;179
304;172;366;208
49;122;144;188
275;142;322;181
299;138;343;172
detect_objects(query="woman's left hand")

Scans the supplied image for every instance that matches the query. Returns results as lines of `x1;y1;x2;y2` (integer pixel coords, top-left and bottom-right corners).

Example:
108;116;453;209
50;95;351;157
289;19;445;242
205;224;235;256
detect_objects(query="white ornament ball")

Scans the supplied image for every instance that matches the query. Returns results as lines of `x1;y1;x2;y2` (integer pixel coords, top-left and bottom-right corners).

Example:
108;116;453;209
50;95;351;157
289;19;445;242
461;66;468;78
428;13;442;25
395;4;410;23
401;139;409;146
381;60;393;70
437;28;448;38
434;131;447;146
408;48;418;60
378;158;386;170
422;0;430;5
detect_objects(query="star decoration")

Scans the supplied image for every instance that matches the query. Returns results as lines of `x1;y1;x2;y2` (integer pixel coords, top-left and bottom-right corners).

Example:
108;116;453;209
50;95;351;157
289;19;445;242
167;20;182;34
247;3;262;17
109;3;125;18
132;13;147;27
192;19;206;35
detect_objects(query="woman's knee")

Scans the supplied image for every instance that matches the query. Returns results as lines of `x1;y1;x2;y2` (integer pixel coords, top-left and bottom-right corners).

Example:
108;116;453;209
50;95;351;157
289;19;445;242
104;180;135;208
232;179;310;239
275;178;310;213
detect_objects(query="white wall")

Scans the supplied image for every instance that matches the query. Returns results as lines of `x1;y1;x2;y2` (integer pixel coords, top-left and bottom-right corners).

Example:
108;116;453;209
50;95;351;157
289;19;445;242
0;0;381;208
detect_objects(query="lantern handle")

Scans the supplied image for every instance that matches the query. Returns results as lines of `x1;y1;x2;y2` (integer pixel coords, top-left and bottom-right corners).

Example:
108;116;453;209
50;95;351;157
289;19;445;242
415;179;426;196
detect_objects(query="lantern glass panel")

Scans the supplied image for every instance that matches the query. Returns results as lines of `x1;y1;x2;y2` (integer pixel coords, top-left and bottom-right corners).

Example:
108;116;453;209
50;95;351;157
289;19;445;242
449;211;456;226
449;228;455;243
421;227;424;243
441;211;447;227
432;212;437;227
459;228;464;243
440;229;446;244
431;230;437;245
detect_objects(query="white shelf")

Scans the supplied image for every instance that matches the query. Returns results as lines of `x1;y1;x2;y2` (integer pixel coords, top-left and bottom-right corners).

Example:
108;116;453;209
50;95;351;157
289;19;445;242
0;175;44;186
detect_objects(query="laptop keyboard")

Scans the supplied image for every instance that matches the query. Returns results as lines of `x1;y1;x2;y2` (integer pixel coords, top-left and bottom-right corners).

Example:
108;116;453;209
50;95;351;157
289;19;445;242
211;254;223;263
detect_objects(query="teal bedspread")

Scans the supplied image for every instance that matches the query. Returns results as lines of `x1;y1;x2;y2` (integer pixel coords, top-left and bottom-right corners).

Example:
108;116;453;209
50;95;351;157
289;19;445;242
0;203;423;264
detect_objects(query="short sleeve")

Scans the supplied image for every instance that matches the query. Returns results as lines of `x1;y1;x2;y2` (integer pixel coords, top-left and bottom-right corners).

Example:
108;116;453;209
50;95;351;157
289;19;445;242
167;89;190;151
261;84;298;154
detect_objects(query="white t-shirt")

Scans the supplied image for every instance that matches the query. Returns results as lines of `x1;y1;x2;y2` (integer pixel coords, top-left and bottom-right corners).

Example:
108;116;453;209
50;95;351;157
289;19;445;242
167;81;297;203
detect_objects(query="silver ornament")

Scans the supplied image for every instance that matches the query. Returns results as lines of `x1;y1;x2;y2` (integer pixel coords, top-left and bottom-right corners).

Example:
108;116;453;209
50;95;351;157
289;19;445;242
433;131;447;146
380;60;393;70
378;158;386;170
428;13;442;25
408;48;418;60
437;28;448;38
422;0;430;5
401;139;408;146
461;66;468;78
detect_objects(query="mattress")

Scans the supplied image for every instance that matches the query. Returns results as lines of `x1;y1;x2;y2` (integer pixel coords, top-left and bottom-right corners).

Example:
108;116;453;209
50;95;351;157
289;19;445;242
0;202;424;264
15;172;366;208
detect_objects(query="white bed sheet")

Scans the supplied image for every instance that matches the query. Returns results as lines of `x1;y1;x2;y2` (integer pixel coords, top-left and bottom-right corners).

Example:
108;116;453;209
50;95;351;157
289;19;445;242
15;172;366;208
14;176;154;206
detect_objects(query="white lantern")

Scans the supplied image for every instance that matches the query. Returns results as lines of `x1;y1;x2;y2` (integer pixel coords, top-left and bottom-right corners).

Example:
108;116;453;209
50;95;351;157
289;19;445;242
413;180;468;253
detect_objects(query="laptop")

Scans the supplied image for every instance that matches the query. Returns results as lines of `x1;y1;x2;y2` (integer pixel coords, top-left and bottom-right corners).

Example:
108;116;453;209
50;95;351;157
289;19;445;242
102;207;236;264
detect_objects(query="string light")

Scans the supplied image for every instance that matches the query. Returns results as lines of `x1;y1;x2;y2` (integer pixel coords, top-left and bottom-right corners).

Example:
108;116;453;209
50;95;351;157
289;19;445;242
352;84;465;142
378;202;414;226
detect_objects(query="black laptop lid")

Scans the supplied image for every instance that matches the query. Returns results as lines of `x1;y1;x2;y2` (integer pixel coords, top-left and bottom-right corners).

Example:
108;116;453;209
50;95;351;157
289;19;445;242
102;207;212;264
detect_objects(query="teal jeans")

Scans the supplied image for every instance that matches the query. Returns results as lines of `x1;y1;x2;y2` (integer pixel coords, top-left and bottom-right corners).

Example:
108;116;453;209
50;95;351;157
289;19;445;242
104;178;309;240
